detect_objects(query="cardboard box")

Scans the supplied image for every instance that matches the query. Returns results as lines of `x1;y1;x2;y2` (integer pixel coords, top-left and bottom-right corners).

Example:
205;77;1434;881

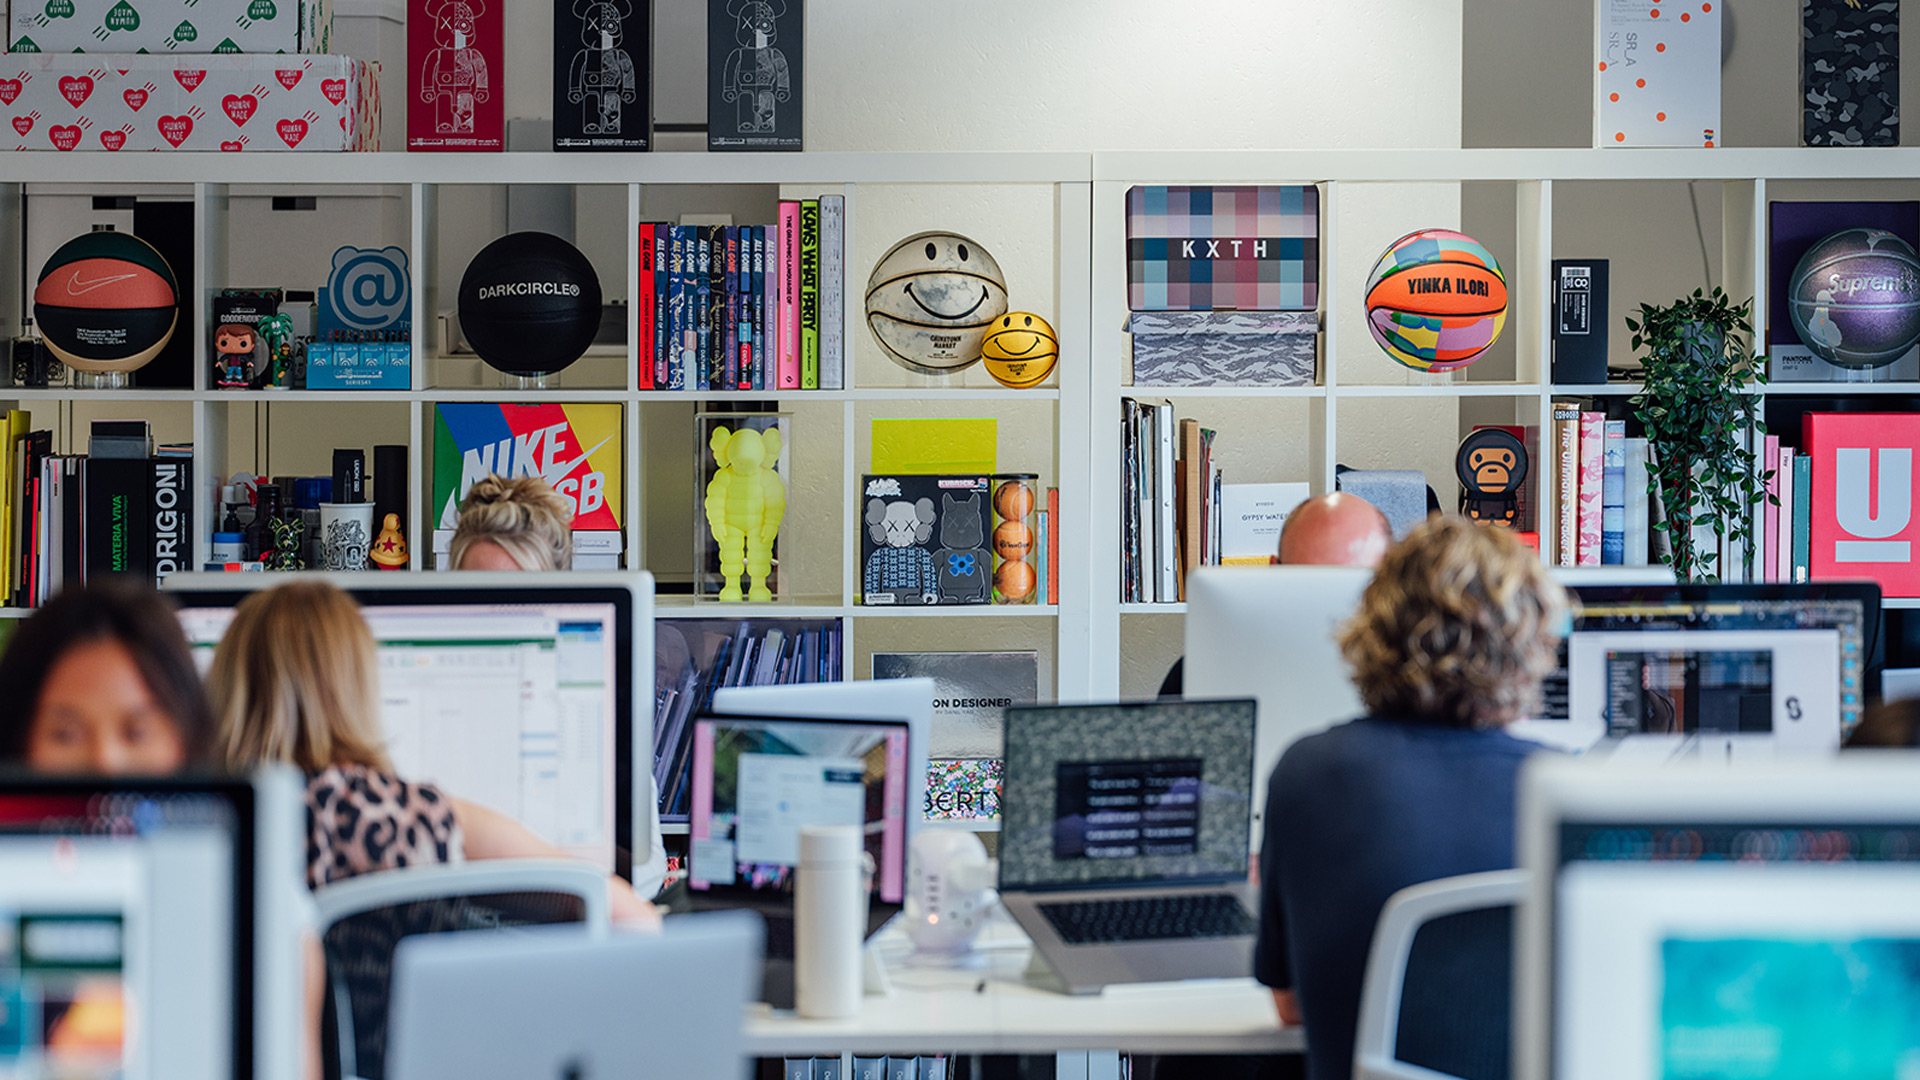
1125;311;1317;387
1595;0;1719;148
552;0;650;151
305;340;409;389
860;474;992;606
1803;0;1897;147
1126;185;1320;312
408;0;502;151
10;0;332;54
706;0;800;151
1768;200;1920;382
1550;259;1609;384
1;54;378;151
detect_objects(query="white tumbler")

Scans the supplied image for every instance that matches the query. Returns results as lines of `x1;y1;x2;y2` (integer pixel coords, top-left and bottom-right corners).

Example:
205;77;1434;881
794;824;865;1019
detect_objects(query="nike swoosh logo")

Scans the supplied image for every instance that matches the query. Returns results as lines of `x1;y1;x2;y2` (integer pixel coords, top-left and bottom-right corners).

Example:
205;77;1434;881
542;433;616;487
66;269;140;296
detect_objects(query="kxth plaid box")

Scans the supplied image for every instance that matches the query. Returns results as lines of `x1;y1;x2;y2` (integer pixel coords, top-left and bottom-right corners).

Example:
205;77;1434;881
1126;185;1319;312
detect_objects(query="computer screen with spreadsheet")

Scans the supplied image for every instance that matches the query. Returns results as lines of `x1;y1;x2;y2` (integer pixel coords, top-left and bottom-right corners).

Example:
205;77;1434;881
170;575;649;874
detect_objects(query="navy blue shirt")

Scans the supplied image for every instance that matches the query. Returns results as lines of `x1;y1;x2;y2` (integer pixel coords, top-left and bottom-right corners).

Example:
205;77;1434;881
1255;717;1538;1080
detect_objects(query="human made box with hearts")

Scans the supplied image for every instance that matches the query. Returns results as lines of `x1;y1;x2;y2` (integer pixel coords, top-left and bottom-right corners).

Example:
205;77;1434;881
0;54;379;151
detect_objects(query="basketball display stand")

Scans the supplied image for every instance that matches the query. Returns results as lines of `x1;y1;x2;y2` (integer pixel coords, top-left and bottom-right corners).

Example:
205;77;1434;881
0;150;1918;707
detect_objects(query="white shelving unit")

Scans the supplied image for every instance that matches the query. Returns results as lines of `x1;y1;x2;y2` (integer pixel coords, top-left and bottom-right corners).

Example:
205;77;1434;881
1085;148;1920;700
3;147;1919;696
0;152;1096;703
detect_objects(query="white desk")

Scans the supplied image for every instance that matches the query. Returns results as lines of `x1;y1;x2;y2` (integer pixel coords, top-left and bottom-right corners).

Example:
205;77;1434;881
745;915;1305;1058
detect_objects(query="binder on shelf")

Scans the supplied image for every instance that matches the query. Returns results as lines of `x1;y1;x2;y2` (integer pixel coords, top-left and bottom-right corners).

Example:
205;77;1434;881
820;194;846;390
1600;420;1625;565
1550;402;1581;567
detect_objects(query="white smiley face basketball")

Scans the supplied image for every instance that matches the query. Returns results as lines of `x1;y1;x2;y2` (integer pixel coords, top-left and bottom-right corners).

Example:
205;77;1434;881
864;231;1009;375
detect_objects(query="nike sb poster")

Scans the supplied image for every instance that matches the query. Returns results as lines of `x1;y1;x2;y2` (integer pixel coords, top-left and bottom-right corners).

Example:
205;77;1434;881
431;403;624;553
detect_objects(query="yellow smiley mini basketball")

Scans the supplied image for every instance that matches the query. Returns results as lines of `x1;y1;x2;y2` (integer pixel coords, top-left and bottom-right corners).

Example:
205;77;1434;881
980;311;1058;388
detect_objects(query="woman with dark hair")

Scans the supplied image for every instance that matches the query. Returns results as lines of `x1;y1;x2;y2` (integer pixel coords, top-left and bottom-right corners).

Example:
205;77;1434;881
0;579;214;773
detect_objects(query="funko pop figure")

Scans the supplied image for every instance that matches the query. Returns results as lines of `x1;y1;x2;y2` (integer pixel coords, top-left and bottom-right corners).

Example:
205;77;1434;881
214;323;258;389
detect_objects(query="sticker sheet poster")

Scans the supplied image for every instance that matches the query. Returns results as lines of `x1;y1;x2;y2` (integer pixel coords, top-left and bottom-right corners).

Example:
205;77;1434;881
408;0;504;151
1806;411;1920;597
432;403;623;532
1595;0;1720;148
1126;185;1319;312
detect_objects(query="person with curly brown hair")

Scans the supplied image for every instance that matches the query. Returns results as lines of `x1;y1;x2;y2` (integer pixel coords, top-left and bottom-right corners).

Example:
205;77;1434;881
1253;516;1567;1080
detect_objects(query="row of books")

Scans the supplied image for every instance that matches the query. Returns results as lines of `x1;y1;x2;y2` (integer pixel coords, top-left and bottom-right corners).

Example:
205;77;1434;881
776;1056;951;1080
637;197;846;392
1121;398;1179;603
3;418;192;608
1544;407;1652;569
653;618;845;819
1122;399;1315;602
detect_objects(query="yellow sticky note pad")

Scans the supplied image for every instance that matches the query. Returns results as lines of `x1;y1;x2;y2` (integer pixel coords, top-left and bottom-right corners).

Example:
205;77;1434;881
870;418;998;475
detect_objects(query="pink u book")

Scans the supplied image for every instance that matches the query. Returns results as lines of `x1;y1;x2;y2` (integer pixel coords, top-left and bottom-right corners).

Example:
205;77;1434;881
1576;412;1604;566
778;201;801;390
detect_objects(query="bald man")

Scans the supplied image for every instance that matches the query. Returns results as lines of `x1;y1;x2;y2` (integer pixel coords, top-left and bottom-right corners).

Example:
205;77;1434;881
1276;492;1393;568
1156;492;1392;697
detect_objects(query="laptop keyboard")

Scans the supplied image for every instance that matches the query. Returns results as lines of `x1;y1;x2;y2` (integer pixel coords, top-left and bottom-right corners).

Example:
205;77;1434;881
1037;893;1256;945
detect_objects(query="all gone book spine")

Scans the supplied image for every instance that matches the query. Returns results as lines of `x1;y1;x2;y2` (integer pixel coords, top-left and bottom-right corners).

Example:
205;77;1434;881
636;226;656;390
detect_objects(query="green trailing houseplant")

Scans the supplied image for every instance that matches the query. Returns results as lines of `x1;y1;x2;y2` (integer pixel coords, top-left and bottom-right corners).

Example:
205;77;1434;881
1626;286;1770;583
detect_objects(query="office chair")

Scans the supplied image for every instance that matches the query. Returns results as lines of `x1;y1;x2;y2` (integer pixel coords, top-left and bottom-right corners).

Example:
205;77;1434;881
313;859;612;1080
1353;870;1525;1080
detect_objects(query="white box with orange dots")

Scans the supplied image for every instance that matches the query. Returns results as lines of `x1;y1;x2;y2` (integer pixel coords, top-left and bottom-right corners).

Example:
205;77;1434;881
1595;0;1720;148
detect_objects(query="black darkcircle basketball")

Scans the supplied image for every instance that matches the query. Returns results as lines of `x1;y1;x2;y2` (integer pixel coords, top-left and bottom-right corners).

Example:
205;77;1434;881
458;232;604;375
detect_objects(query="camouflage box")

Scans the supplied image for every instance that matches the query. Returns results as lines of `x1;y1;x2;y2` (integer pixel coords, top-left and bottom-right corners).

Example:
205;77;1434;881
1125;311;1319;388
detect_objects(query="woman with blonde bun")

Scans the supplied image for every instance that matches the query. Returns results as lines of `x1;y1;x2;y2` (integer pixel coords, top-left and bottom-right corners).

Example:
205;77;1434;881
447;475;573;571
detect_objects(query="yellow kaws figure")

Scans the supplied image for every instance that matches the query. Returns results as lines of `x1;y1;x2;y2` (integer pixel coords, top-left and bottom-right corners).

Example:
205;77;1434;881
704;425;787;601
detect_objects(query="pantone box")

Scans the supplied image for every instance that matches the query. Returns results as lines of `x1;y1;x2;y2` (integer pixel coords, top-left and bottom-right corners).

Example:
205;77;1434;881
0;54;379;152
9;0;333;54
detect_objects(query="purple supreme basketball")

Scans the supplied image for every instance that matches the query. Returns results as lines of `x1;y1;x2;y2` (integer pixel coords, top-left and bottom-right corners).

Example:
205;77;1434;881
1788;227;1920;370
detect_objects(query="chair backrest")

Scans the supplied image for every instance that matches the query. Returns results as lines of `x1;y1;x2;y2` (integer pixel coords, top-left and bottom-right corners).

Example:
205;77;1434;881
387;912;763;1080
1354;870;1526;1080
314;859;610;1080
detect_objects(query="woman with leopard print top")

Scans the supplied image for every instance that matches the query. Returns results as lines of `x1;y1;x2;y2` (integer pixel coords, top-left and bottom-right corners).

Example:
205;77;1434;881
207;579;652;919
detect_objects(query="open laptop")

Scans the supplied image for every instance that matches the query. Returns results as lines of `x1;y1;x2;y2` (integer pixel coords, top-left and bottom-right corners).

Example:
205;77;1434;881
388;913;762;1080
672;713;910;1008
998;699;1259;994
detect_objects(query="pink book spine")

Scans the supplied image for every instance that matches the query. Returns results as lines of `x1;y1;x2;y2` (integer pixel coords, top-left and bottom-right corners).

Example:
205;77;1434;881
1576;412;1604;566
777;201;801;390
1762;434;1780;582
1776;443;1795;584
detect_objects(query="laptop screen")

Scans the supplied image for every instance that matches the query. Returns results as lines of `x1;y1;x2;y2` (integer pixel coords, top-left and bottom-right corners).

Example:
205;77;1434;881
686;715;909;905
998;700;1256;890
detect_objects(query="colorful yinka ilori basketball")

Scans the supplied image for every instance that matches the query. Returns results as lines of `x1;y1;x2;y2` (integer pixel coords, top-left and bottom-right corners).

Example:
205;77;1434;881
1788;227;1920;370
33;230;179;374
1363;229;1508;373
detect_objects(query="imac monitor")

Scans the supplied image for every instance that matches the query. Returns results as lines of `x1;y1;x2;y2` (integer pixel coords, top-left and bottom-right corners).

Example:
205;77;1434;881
0;773;297;1080
685;714;910;909
166;572;652;876
1183;566;1372;824
1509;582;1877;755
1518;755;1920;1080
710;678;932;827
